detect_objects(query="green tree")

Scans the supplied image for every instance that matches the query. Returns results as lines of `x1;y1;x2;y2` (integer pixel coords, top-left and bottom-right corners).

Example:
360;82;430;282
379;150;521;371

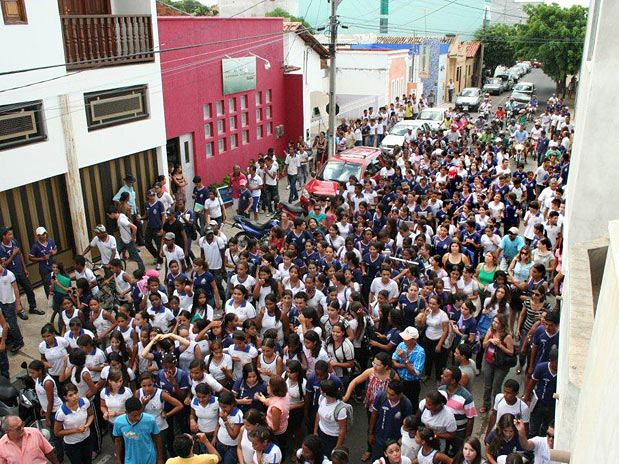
160;0;218;16
265;8;313;31
516;4;587;95
475;23;518;74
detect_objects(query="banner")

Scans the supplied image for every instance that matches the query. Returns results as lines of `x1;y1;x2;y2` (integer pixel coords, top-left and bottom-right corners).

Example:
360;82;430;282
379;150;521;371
222;57;257;95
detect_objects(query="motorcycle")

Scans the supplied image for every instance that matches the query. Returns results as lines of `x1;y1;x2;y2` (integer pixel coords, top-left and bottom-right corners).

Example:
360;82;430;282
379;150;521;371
278;201;305;220
232;209;282;250
0;362;50;439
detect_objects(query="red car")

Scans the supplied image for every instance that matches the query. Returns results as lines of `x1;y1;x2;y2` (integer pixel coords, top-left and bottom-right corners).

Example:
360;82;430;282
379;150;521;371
300;146;384;209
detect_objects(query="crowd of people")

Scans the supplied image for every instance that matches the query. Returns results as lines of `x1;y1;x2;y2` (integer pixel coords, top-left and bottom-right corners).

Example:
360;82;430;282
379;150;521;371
0;91;571;464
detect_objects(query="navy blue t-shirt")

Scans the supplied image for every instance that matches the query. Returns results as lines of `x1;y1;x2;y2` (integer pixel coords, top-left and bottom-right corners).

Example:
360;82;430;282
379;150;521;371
533;361;557;405
193;271;215;298
0;239;23;273
193;186;209;206
145;200;165;229
306;373;343;412
232;379;267;413
371;393;413;440
29;239;56;274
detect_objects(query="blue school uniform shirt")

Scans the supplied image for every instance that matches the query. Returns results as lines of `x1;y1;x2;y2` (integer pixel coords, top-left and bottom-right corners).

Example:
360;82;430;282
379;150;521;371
113;412;160;464
306;373;343;411
0;239;24;273
532;362;557;405
193;271;215;298
238;190;252;212
362;253;383;278
144;200;165;229
29;239;56;274
371;393;413;440
398;295;425;327
193;186;209;206
531;326;560;366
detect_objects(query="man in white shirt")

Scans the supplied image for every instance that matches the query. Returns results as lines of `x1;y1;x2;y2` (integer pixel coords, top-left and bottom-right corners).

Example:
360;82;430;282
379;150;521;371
161;232;186;272
81;225;120;267
285;147;301;202
263;157;279;213
199;227;226;302
247;165;263;221
0;263;24;353
154;182;174;211
515;420;559;464
106;207;145;272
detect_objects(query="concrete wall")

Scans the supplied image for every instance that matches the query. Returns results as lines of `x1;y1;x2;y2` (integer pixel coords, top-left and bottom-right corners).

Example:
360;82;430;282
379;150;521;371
0;0;167;192
218;0;299;17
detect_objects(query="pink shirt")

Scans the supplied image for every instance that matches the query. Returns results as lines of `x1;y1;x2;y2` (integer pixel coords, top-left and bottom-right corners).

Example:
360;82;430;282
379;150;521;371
230;173;247;199
0;427;53;464
266;394;290;435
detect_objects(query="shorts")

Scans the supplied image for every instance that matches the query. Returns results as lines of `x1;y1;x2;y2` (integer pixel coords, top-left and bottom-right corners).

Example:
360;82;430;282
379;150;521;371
251;196;261;212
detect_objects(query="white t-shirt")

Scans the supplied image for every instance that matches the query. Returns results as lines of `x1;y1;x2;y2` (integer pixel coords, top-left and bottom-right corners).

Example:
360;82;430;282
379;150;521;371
264;166;279;186
117;213;133;244
75;267;99;295
285;154;301;175
100;387;134;424
493;393;530;423
248;174;263;198
224;299;257;323
425;310;449;340
199;236;225;270
531;436;559;464
217;407;244;446
55;398;91;444
317;396;347;436
419;404;457;451
204;197;224;219
90;235;119;264
0;269;16;304
148;306;176;333
325;339;355;378
39;337;70;376
163;244;185;267
228;344;259;380
370;278;399;301
254;442;282;464
205;353;233;380
191;395;219;433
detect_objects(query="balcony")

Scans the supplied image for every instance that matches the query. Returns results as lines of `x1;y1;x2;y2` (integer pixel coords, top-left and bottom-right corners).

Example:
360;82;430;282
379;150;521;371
60;14;154;70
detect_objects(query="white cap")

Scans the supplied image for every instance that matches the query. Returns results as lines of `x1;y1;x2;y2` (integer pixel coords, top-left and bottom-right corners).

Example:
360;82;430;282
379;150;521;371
400;326;419;341
35;227;47;235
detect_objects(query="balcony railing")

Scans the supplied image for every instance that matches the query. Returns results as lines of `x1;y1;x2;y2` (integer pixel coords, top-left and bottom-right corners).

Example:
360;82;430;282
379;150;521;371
60;14;154;70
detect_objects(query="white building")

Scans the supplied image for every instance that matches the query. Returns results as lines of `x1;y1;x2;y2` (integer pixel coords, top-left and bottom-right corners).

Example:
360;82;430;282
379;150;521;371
283;22;329;139
334;48;410;122
218;0;298;17
0;0;167;280
553;0;619;462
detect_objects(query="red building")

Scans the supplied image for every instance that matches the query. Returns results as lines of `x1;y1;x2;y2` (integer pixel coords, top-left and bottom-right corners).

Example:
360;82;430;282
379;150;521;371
158;16;294;187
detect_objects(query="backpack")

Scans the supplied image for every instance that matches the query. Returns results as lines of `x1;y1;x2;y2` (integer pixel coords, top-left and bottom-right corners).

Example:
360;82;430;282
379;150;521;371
333;400;354;429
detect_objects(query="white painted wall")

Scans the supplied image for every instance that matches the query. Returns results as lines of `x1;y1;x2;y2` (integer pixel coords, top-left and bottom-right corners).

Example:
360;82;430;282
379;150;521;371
437;53;447;104
111;0;151;15
218;0;299;17
0;0;167;192
336;51;389;103
283;31;328;139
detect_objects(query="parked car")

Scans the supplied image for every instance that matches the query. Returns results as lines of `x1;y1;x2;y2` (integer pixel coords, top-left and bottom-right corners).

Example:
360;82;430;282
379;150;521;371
494;65;509;77
507;69;520;83
483;77;504;95
301;147;384;209
414;108;446;131
380;120;431;154
495;73;515;91
454;87;482;112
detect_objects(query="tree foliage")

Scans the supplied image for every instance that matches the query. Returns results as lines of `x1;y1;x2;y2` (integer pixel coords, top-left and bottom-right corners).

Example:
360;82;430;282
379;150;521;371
160;0;218;16
265;8;313;31
474;23;517;73
516;4;587;91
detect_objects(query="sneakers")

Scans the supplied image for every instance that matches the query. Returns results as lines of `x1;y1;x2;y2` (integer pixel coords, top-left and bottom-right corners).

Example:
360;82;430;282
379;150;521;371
156;263;162;270
17;312;28;321
29;308;45;315
9;342;24;354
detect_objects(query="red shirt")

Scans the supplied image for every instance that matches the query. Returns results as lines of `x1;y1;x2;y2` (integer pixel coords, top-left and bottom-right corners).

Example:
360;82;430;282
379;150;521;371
230;172;247;199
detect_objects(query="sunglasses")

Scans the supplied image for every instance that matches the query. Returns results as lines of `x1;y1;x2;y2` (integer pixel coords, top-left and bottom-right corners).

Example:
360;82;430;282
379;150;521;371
546;432;554;438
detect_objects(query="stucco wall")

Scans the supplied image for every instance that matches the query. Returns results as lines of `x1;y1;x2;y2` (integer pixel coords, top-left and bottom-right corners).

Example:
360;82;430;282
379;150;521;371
420;38;440;98
158;17;290;185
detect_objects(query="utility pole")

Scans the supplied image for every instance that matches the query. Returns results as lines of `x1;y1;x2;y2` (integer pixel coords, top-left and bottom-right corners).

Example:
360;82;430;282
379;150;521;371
477;5;488;87
327;0;340;159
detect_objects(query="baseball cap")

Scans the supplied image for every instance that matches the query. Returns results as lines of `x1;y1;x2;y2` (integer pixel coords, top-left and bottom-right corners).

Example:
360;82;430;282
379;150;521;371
94;224;106;234
164;232;176;240
400;326;419;341
0;226;12;237
124;174;137;183
154;182;163;188
508;226;519;235
36;226;47;235
147;189;156;196
209;220;218;226
239;179;247;186
204;226;214;235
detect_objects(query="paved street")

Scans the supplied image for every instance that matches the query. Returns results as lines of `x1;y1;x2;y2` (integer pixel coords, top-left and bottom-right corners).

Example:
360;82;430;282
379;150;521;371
5;68;559;463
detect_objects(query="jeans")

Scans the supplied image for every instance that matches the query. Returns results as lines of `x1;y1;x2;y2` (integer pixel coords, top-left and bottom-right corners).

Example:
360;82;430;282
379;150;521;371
0;302;23;345
13;271;36;309
449;89;454;102
367;135;376;147
41;269;52;298
144;227;162;264
117;240;145;272
483;360;510;409
216;442;238;464
288;174;298;202
298;164;308;188
402;379;421;414
0;349;8;378
65;437;92;464
264;184;279;212
424;338;447;381
318;429;339;458
529;401;555;438
50;414;65;462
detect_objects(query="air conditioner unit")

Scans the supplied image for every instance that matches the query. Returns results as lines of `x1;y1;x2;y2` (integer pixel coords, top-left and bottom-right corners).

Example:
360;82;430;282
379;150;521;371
0;110;37;142
89;93;144;124
275;125;284;138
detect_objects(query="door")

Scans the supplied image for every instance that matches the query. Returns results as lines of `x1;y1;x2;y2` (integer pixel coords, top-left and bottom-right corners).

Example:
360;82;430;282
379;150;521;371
179;133;195;202
58;0;110;15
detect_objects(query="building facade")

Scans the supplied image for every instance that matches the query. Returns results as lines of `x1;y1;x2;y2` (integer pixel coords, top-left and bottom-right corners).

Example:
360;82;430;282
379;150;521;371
0;0;167;281
158;16;293;186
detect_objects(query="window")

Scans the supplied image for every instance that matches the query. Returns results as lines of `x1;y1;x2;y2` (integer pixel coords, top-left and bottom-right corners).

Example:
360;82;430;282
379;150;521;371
241;113;248;127
266;122;273;135
240;95;248;109
204;122;212;138
255;91;262;105
266;106;272;119
217;119;225;134
216;100;224;116
242;130;249;144
203;103;211;120
231;134;238;149
228;98;236;112
206;142;213;158
218;138;226;153
366;159;382;176
84;85;149;131
1;0;27;24
265;90;272;103
256;109;262;122
229;116;236;130
256;125;263;139
0;100;46;150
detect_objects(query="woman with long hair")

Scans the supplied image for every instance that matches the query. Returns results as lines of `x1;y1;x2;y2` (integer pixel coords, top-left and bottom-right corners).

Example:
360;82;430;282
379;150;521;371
418;297;449;385
325;322;355;385
451;436;484;464
238;409;268;464
254;265;280;311
60;348;97;399
413;427;452;464
515;286;550;375
483;285;511;319
284;360;307;452
302;330;329;377
191;288;215;322
205;340;234;389
481;315;515;414
99;367;133;431
256;293;286;342
39;323;70;385
314;379;347;457
485;414;524;464
232;363;267;414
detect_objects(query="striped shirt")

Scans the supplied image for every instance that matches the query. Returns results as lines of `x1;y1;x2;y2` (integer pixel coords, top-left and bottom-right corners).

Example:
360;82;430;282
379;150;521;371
436;385;477;432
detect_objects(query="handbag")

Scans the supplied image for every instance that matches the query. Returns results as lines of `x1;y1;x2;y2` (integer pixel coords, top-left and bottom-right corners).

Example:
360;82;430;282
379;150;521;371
494;335;517;368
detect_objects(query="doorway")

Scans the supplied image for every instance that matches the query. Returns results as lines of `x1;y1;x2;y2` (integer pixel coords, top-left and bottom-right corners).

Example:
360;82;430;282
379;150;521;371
166;135;195;201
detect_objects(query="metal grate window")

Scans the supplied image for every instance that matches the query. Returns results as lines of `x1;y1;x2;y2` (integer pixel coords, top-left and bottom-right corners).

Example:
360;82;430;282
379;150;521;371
0;100;46;150
84;85;148;131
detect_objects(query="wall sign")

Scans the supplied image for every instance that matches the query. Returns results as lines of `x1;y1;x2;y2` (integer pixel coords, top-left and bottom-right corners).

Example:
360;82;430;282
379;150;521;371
222;57;257;95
